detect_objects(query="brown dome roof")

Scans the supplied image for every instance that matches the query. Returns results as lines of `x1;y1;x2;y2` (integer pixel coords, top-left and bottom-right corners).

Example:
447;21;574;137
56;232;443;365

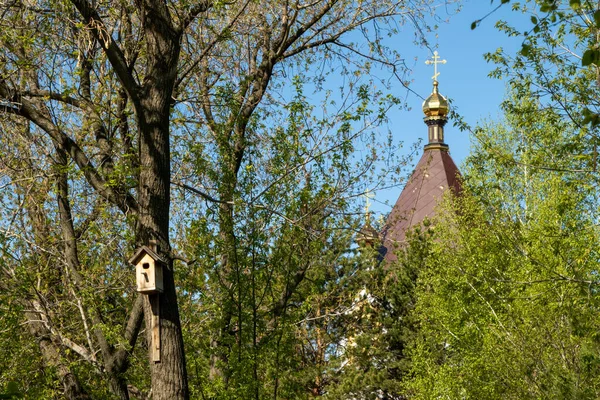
380;147;460;262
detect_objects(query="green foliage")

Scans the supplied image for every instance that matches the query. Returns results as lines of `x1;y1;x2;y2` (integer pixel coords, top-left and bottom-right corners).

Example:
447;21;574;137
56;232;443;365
175;74;406;398
0;0;460;395
326;226;435;399
0;381;22;399
484;0;600;129
408;93;600;399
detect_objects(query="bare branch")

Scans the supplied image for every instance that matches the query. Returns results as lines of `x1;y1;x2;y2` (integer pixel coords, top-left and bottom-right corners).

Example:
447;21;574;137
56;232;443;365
175;0;251;90
171;179;233;204
170;252;196;265
68;0;141;107
30;299;100;366
0;80;138;215
20;89;82;108
109;295;144;374
178;0;213;32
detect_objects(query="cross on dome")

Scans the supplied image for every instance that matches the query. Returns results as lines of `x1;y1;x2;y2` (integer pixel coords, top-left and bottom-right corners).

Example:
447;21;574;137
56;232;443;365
363;189;375;215
425;51;447;81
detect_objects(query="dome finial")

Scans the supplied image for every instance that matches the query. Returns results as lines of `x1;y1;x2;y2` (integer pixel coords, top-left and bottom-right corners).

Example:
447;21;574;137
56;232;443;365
422;51;449;149
422;80;449;117
356;189;379;248
425;51;446;82
357;212;379;248
422;51;449;118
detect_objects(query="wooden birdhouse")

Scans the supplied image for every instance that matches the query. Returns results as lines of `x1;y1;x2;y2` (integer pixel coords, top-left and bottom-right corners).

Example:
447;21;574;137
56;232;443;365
129;244;165;294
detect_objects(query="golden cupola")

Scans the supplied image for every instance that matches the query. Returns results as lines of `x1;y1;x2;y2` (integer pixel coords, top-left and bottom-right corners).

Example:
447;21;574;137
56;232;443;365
422;81;449;117
356;213;379;249
422;80;449;150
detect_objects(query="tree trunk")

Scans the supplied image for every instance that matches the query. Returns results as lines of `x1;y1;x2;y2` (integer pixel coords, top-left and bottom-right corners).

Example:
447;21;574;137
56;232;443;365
136;1;188;397
25;309;90;399
137;88;189;398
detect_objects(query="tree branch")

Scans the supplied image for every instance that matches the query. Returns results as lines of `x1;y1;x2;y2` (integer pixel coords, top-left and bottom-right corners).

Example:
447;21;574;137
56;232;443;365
110;295;144;373
0;80;138;215
280;0;337;52
271;261;309;318
21;89;82;108
68;0;141;107
171;179;233;204
0;102;21;115
178;0;213;32
175;0;251;90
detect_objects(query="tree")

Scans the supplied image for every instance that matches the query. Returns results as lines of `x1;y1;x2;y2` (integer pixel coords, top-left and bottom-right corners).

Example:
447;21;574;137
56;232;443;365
405;2;600;396
325;224;435;400
481;0;600;130
407;93;600;399
0;0;459;398
176;77;415;398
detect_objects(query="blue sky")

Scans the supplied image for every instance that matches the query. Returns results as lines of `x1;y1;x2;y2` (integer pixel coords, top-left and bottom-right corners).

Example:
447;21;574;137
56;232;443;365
373;0;527;212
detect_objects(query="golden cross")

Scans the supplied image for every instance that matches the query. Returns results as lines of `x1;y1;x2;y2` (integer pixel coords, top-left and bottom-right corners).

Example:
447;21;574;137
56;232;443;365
363;189;375;215
425;51;447;81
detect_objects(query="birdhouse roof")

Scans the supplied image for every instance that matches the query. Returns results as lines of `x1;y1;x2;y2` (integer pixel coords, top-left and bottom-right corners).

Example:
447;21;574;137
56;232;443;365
128;246;167;266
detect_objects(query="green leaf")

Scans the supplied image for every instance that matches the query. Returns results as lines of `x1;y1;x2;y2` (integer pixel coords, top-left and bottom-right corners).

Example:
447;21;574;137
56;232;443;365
582;108;600;126
569;0;581;9
5;383;17;394
540;1;558;12
531;16;538;25
594;10;600;28
582;49;600;66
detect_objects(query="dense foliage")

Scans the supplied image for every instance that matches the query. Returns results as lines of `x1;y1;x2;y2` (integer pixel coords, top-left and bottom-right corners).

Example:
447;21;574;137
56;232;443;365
408;93;600;398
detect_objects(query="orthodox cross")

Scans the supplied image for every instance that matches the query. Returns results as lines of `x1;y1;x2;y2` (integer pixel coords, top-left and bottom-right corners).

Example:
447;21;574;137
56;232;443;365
425;51;447;81
363;189;375;220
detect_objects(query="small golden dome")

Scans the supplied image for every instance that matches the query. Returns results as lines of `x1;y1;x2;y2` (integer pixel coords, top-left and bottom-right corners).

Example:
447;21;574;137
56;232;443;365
422;81;449;117
357;220;379;248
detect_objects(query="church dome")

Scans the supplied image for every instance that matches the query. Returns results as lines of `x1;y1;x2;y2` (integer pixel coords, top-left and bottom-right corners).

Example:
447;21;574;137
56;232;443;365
422;81;449;117
356;220;379;248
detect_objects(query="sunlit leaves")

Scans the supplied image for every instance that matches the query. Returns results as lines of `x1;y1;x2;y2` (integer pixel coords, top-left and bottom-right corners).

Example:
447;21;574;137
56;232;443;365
408;91;600;399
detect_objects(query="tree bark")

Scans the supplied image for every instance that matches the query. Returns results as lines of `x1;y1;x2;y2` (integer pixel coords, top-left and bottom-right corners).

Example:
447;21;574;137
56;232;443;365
135;0;188;397
25;309;91;400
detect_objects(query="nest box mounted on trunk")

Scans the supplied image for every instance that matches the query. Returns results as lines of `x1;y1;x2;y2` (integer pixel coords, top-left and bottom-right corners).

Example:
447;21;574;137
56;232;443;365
129;243;165;294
